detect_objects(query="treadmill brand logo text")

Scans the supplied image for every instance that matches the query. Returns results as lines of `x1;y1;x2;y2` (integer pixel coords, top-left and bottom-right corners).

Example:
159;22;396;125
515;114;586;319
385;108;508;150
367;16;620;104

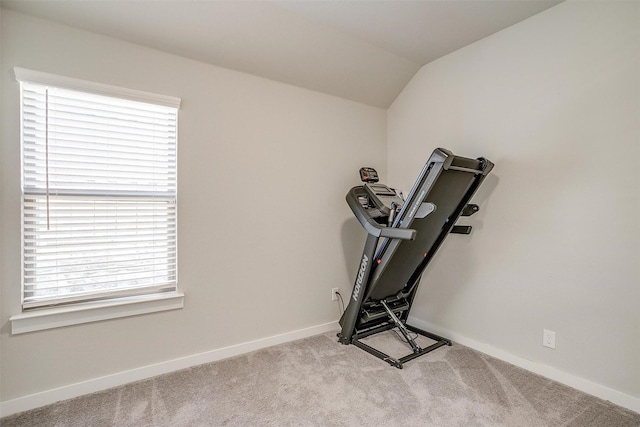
353;255;369;302
408;190;427;218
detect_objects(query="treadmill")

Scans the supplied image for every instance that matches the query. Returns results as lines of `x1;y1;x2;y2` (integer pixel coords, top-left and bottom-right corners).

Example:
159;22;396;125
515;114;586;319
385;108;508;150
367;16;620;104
338;148;494;368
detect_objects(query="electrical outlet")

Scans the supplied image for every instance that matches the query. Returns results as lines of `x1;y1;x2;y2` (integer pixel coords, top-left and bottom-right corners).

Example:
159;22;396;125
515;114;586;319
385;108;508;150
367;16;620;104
331;288;339;301
543;329;556;349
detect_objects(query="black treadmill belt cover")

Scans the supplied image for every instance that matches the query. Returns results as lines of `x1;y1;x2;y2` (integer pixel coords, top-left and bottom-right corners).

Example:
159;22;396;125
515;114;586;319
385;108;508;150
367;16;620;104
366;169;477;302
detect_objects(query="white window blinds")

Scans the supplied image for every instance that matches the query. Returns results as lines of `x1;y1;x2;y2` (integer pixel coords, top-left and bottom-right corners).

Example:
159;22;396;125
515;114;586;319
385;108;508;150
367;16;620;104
18;72;180;309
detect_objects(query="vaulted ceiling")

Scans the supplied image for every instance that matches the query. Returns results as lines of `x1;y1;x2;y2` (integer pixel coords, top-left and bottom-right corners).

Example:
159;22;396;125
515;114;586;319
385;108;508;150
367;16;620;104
1;0;562;108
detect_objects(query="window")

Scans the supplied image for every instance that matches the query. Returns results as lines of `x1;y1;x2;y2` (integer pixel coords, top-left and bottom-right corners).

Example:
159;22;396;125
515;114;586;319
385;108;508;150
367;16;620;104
16;68;181;312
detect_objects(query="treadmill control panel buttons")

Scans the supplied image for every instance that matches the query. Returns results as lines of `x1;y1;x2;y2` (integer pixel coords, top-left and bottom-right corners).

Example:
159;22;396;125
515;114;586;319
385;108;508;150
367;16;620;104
364;183;404;215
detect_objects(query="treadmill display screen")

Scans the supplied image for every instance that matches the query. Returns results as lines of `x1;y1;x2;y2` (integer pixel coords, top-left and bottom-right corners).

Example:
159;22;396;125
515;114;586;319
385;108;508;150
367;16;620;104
369;184;396;196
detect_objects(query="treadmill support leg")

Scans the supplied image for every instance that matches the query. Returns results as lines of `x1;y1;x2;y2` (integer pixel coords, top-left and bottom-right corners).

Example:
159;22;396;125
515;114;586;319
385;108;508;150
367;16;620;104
380;300;422;353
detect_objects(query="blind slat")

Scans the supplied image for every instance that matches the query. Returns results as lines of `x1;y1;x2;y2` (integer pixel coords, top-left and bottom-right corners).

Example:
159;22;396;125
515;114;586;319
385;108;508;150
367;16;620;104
25;267;178;288
25;248;176;265
25;255;177;272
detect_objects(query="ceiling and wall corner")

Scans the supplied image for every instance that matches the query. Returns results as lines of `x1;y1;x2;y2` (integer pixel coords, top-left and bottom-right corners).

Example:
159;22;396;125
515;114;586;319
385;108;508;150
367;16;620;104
0;0;562;108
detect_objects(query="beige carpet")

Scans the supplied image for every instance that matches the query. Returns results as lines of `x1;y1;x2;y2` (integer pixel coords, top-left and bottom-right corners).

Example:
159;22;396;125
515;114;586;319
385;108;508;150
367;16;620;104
2;331;639;426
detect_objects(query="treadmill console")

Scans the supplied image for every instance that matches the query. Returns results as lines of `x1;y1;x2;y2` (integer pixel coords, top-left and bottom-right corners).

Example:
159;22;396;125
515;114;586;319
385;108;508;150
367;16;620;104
354;167;403;223
364;183;404;216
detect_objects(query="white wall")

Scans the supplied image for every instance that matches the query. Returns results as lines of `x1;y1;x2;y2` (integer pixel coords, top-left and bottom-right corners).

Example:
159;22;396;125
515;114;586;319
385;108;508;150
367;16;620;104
0;10;386;404
388;0;639;404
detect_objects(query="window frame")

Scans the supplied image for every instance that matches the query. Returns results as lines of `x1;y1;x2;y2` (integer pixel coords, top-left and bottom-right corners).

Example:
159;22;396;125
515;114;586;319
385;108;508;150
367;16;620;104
10;68;184;334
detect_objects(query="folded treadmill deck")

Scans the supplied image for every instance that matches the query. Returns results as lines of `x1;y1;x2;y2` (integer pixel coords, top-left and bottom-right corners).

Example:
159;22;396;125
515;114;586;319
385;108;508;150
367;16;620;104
338;148;494;368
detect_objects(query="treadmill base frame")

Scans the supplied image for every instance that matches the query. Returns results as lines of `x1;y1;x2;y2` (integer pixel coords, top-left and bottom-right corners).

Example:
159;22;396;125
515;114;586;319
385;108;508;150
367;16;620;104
339;323;452;369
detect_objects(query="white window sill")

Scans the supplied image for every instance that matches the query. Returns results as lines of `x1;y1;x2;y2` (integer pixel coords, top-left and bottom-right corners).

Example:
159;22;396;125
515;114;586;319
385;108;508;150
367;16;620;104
9;291;184;335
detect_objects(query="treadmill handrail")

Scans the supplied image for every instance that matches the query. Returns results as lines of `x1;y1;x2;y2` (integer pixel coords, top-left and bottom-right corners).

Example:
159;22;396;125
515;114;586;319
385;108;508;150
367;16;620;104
346;187;416;240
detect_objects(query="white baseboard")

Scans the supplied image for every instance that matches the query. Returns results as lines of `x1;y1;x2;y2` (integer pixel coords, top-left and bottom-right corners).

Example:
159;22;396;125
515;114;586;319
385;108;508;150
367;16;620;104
0;321;339;418
408;316;640;414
